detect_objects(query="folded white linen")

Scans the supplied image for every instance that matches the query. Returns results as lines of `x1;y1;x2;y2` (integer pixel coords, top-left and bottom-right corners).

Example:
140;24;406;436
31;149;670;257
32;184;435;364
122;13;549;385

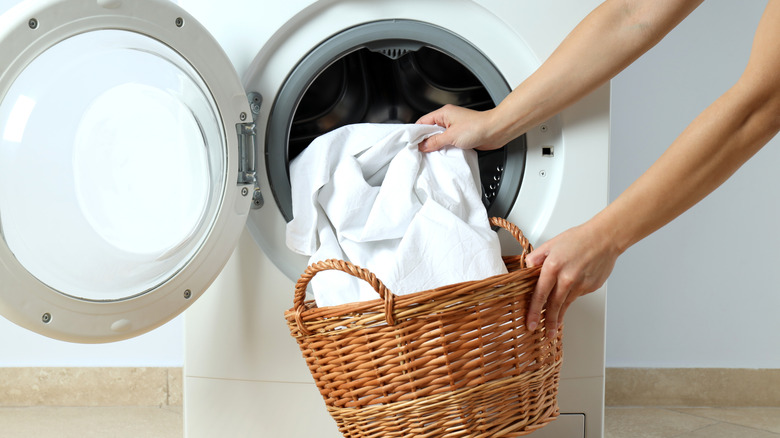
286;123;507;308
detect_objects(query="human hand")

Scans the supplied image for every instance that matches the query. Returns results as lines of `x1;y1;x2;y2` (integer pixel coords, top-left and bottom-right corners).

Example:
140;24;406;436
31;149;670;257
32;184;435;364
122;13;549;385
416;104;505;152
524;221;620;338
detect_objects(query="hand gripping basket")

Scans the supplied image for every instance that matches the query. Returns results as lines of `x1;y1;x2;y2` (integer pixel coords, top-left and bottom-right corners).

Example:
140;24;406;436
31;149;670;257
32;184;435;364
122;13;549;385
284;218;563;438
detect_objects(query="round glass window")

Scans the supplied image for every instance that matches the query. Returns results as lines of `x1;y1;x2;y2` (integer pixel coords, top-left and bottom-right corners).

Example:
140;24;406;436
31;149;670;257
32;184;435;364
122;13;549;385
0;30;226;301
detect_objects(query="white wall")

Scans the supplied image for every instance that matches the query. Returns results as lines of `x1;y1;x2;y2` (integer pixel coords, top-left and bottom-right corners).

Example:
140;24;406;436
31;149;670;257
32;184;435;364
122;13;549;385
607;0;780;368
2;0;776;369
0;316;183;367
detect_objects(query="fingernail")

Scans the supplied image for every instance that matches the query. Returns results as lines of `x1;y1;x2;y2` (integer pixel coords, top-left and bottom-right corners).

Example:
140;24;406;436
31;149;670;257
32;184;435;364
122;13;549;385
527;321;537;331
548;328;558;339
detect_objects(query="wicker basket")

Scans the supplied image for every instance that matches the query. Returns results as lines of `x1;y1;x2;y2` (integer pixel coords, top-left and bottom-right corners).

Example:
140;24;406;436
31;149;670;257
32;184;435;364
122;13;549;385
284;217;562;438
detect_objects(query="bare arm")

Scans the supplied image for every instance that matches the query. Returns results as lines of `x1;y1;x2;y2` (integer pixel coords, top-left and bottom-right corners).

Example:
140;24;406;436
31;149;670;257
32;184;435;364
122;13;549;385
526;0;780;337
418;0;704;151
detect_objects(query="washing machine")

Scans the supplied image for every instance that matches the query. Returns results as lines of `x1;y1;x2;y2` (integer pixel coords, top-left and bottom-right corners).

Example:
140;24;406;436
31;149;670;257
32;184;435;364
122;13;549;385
0;0;608;437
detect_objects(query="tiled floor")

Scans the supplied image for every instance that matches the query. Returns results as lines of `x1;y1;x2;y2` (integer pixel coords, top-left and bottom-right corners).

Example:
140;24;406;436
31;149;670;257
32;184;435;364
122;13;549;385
0;406;183;438
0;406;778;437
606;407;780;438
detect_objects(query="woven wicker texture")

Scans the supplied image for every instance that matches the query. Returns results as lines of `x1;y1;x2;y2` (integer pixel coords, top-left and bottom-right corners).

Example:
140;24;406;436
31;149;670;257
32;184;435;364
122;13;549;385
284;218;563;437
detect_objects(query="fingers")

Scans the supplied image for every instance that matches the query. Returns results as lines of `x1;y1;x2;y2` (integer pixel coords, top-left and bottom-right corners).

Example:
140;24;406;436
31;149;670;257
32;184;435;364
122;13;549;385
418;133;449;153
416;106;452;152
526;259;554;332
526;245;569;338
544;279;572;339
525;247;549;331
415;104;453;126
415;112;438;126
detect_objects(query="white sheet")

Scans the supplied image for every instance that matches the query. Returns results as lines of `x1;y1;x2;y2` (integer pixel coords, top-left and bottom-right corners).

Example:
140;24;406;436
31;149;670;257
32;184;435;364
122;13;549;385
287;123;507;308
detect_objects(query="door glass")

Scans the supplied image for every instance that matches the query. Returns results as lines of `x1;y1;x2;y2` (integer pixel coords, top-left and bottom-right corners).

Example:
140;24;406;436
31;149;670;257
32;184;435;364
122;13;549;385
0;30;225;301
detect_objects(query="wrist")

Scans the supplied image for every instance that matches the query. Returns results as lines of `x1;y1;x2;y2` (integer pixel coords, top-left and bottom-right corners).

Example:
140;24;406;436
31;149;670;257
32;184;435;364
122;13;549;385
488;91;544;148
585;209;632;257
484;106;524;148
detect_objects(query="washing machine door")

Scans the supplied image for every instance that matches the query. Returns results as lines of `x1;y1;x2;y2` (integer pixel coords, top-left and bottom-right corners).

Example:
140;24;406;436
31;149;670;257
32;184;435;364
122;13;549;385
0;0;254;342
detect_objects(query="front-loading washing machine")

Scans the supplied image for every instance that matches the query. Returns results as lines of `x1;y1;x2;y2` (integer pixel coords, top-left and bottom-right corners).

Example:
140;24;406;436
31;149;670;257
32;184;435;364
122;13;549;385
0;0;608;436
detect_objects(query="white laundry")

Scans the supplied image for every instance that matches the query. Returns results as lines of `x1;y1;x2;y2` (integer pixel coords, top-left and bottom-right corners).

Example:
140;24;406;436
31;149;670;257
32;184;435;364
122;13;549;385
286;123;507;308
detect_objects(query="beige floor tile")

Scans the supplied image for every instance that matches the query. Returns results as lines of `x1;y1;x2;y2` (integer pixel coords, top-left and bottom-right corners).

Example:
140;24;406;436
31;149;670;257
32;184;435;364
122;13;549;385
167;368;183;406
673;422;780;438
606;368;780;407
672;407;780;434
605;408;718;438
0;367;174;407
2;405;777;437
0;406;182;438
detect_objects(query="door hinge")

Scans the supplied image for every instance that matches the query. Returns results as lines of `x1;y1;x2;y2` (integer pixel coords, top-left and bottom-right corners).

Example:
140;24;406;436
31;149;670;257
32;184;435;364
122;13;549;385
236;121;264;209
236;122;256;186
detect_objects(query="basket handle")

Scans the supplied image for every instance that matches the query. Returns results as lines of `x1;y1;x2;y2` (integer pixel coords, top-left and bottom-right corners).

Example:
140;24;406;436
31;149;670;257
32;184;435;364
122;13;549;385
293;219;531;335
489;217;533;268
293;259;396;335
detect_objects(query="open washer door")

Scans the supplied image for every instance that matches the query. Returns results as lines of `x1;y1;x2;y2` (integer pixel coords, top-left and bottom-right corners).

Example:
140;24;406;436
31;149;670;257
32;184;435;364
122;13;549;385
0;0;253;343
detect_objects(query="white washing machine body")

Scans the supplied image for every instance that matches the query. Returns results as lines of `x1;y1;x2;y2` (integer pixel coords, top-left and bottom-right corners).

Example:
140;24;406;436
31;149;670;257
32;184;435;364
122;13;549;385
0;0;608;437
179;1;608;437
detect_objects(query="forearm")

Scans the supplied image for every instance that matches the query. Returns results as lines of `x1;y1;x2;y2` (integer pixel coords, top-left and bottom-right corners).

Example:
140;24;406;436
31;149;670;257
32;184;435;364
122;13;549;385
596;91;779;253
487;0;703;145
592;1;780;253
598;92;779;256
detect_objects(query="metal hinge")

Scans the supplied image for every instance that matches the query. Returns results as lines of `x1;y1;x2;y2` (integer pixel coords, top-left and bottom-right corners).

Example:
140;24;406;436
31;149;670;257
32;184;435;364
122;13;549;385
236;121;256;186
236;121;264;209
237;93;264;209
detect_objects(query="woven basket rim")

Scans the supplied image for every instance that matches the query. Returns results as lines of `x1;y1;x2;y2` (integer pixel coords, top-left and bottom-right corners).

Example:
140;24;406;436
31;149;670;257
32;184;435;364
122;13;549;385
285;218;538;335
284;260;541;326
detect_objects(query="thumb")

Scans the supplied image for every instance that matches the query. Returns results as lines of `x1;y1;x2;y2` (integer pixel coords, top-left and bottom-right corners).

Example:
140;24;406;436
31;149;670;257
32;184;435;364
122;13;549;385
525;247;548;268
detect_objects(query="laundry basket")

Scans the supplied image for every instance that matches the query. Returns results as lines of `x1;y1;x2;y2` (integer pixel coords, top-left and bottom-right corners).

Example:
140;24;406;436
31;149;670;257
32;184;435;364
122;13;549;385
284;217;562;438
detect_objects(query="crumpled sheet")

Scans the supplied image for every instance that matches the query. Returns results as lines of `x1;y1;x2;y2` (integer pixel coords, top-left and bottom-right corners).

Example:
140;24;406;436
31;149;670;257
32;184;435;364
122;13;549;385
286;123;507;307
